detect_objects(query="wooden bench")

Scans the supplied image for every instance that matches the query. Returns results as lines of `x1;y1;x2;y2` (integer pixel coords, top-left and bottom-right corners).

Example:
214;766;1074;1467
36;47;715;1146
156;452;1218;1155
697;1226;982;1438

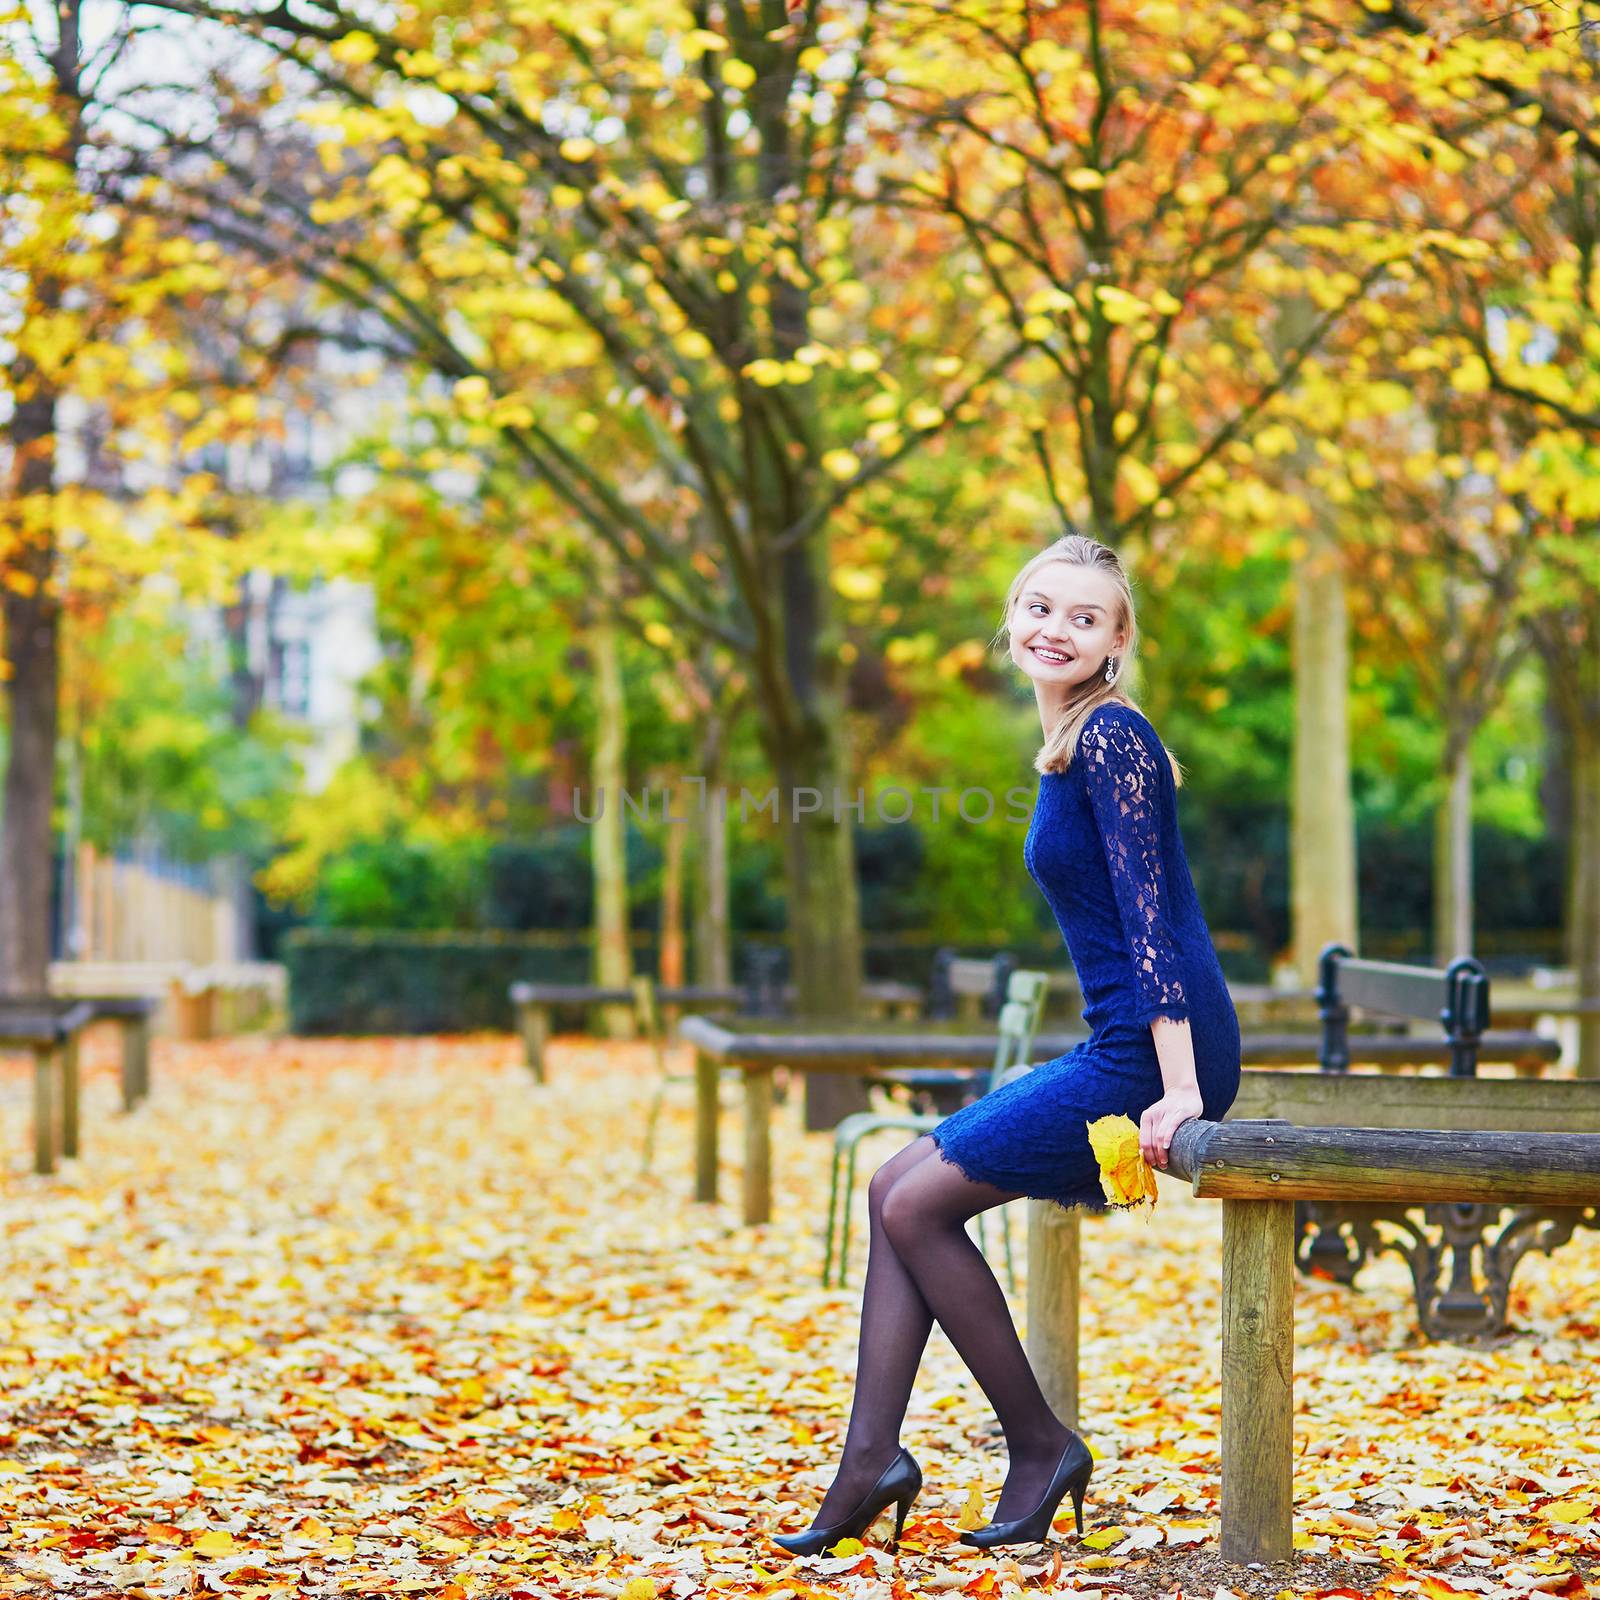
48;960;286;1037
80;996;159;1111
1;1000;96;1174
508;981;743;1083
1158;1118;1599;1563
0;996;162;1173
740;947;924;1022
0;998;155;1177
680;1015;1086;1222
1025;1069;1600;1463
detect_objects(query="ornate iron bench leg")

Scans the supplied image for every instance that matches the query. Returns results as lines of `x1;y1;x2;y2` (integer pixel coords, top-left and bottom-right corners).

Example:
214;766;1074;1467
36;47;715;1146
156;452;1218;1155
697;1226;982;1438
1294;1200;1600;1342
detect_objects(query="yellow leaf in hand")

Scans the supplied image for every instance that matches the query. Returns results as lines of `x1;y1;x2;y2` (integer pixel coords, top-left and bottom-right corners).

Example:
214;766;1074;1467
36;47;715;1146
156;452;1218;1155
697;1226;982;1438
956;1483;987;1531
1085;1115;1159;1210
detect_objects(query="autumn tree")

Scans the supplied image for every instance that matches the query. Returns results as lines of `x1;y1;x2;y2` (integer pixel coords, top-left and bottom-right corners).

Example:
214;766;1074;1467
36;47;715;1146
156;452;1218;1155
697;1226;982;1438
0;1;373;990
859;0;1540;979
123;0;1040;1121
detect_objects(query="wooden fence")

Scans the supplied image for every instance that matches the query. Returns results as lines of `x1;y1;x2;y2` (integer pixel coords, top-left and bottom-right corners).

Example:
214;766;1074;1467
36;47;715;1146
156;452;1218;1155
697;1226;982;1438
68;845;236;965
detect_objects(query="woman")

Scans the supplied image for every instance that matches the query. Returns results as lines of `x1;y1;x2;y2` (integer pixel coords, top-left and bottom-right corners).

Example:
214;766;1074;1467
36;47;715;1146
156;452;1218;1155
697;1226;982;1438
773;534;1242;1555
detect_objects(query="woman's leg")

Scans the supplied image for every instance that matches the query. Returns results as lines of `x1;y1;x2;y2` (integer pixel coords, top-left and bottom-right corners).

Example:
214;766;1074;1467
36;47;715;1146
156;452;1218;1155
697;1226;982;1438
878;1147;1076;1523
809;1135;940;1526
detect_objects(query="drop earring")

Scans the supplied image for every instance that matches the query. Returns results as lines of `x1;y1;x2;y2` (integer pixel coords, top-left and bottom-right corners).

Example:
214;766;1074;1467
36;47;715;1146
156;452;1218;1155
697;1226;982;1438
1104;656;1118;684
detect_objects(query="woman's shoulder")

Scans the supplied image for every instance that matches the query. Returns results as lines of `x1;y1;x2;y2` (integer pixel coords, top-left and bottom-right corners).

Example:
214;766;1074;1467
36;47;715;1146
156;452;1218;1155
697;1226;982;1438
1079;699;1162;759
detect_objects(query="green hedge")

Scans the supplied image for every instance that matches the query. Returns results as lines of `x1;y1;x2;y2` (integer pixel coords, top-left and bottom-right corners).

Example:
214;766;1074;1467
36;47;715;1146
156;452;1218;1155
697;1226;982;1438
284;929;666;1035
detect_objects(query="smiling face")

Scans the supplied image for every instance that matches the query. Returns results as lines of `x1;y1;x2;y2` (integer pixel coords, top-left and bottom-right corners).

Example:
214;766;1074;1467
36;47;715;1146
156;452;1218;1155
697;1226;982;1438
1007;561;1129;691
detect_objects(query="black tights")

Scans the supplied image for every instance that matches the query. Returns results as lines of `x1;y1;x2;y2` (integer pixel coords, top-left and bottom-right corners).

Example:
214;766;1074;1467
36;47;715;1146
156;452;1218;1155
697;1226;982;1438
811;1135;1076;1528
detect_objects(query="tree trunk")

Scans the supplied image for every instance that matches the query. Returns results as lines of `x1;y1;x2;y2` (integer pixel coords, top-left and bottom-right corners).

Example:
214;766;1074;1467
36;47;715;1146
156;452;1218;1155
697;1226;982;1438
1289;520;1358;984
589;554;632;1038
0;390;62;998
1432;725;1473;963
1569;710;1600;1081
1535;603;1600;1080
764;529;867;1130
774;728;866;1128
659;775;686;987
691;713;731;989
0;1;83;999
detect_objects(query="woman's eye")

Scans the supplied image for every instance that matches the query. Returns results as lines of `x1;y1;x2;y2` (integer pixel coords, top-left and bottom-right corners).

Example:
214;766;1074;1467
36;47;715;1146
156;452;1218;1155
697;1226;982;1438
1073;614;1093;625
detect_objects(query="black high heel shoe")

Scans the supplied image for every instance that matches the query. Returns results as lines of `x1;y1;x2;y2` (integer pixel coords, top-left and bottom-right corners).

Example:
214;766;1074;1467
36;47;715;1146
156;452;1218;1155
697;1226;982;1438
958;1433;1093;1549
772;1447;923;1556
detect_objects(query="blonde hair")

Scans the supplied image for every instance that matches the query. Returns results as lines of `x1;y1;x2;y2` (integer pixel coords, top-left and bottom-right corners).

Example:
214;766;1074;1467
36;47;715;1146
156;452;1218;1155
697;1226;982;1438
994;534;1183;785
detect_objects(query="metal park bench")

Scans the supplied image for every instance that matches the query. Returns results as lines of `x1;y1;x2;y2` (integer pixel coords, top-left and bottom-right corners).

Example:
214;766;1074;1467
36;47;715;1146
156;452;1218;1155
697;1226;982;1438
1263;944;1576;1336
1160;1119;1600;1563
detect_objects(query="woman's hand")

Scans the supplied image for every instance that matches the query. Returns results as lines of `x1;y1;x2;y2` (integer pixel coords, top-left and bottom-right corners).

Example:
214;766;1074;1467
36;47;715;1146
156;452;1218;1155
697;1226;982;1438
1139;1084;1204;1171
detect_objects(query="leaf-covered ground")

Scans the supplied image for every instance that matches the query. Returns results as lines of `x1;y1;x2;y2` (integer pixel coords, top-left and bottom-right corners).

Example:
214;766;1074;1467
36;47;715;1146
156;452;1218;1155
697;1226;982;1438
0;1033;1596;1600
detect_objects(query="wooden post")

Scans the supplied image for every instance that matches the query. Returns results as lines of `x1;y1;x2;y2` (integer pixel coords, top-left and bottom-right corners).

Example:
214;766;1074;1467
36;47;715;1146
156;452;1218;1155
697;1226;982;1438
743;1066;773;1225
117;1014;153;1109
119;1017;138;1110
694;1047;719;1204
1220;1197;1295;1563
1025;1201;1080;1429
32;1044;56;1176
517;1003;550;1084
60;1031;80;1160
195;982;216;1041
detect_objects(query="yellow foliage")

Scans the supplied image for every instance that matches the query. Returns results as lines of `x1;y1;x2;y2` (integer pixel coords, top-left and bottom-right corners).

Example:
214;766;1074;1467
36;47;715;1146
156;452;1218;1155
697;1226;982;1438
956;1484;987;1531
329;30;378;65
831;565;881;601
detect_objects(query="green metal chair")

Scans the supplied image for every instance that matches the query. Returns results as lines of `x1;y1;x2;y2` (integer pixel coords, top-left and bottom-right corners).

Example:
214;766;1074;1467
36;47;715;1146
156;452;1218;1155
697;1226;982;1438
821;970;1051;1289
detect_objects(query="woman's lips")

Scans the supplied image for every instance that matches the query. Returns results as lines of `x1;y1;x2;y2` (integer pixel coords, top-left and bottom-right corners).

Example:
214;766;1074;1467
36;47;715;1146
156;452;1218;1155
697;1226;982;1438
1030;644;1073;665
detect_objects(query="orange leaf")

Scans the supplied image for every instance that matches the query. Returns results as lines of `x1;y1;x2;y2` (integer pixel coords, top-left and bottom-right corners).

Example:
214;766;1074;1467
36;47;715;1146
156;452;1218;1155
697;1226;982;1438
428;1506;484;1539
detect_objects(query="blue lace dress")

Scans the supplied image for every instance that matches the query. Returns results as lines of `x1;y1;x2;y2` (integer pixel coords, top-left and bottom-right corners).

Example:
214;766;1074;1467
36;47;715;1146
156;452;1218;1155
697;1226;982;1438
929;702;1242;1211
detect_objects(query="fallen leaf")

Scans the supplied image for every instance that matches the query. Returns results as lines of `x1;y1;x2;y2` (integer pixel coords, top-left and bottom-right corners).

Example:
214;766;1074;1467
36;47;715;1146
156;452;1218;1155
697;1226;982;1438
956;1484;987;1532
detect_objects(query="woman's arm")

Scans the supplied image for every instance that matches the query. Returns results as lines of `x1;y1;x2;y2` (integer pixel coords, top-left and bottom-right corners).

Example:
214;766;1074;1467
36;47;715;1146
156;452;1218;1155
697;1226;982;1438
1150;1014;1198;1095
1142;1016;1204;1170
1079;710;1201;1168
1079;711;1189;1026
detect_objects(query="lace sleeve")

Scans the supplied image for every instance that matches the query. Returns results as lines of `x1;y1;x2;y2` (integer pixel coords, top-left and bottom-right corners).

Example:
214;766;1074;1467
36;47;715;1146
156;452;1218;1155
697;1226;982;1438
1079;710;1189;1025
